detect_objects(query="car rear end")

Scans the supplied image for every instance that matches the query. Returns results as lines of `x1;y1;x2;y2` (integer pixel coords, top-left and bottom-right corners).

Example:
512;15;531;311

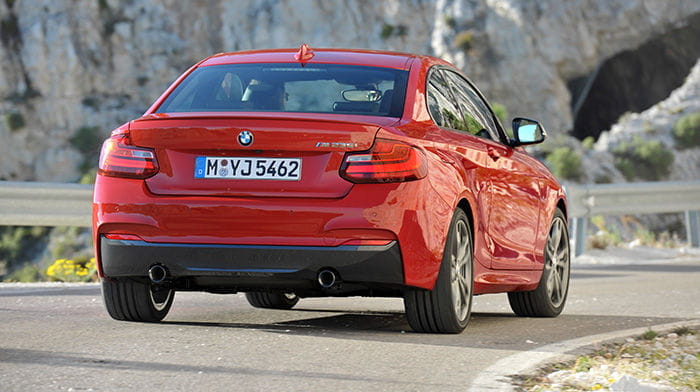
93;50;440;298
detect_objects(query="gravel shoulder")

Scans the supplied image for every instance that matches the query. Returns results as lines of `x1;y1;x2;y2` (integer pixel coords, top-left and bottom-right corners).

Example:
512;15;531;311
515;327;699;391
513;246;700;392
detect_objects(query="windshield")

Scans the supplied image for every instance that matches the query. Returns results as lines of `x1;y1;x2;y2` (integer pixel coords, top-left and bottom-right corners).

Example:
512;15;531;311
156;63;408;117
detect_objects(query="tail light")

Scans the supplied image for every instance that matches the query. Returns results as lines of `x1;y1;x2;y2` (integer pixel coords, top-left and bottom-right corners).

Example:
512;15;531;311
98;133;158;179
340;139;427;183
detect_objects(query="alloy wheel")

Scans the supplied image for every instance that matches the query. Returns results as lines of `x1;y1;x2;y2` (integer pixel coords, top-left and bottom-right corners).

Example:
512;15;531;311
545;216;569;308
451;219;472;321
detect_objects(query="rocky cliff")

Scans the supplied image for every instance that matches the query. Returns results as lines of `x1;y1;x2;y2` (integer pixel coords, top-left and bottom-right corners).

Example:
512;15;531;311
1;0;699;182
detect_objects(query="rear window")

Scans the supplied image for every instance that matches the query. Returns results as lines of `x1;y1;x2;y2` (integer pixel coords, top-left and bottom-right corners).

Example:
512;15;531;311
156;63;408;117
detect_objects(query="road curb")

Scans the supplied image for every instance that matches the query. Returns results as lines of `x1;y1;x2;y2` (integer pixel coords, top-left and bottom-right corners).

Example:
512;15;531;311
468;318;700;392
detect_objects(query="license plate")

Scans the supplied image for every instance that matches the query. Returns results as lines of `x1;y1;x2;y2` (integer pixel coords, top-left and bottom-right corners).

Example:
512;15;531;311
194;157;301;180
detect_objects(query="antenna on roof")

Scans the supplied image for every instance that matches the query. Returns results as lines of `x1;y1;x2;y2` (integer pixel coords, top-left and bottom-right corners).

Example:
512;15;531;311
294;43;314;62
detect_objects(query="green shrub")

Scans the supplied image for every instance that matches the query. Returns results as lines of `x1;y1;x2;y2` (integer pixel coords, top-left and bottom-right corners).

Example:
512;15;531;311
380;23;394;39
673;112;700;149
545;147;583;181
453;30;474;52
0;227;50;269
380;23;407;39
79;168;97;185
444;15;456;29
81;96;100;109
582;136;595;150
0;14;20;47
594;175;612;184
71;126;103;173
71;126;101;154
4;263;42;282
587;216;622;250
613;137;674;181
394;25;407;37
588;229;622;250
3;112;25;131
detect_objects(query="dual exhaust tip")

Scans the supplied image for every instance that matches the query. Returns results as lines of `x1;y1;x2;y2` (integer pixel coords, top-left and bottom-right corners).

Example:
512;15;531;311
149;264;340;288
317;268;338;289
148;264;168;284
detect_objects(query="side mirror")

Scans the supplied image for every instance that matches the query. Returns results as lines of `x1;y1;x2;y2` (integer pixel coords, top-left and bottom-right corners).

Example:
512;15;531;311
512;117;546;146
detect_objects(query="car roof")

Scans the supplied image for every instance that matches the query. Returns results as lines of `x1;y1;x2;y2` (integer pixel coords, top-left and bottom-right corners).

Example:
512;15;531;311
200;47;424;70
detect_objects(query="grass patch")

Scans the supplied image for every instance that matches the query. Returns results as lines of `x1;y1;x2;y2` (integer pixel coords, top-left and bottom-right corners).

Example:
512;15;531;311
641;328;658;340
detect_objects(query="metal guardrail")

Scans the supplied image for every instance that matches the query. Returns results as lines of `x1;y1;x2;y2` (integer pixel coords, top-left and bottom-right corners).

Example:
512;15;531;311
565;181;700;256
0;180;698;255
0;181;93;227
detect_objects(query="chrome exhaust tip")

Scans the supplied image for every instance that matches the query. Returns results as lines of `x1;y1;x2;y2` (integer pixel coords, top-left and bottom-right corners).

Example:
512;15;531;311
148;264;168;284
317;269;337;288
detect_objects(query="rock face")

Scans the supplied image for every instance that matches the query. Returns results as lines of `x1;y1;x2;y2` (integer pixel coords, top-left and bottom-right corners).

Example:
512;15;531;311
1;0;699;181
596;58;700;182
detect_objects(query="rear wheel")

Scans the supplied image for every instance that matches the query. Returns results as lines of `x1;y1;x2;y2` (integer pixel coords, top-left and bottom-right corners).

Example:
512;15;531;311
404;209;473;333
245;292;299;310
102;278;174;322
508;208;570;317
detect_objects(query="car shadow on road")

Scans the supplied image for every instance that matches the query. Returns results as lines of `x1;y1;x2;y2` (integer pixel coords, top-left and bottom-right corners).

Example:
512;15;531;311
163;310;688;351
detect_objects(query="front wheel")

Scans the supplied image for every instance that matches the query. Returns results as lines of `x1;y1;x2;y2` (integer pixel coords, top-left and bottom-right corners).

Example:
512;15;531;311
404;209;473;333
508;208;570;317
102;278;174;322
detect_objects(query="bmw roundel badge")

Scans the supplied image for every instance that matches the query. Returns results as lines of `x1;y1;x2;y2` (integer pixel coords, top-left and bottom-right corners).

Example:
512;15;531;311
238;130;253;146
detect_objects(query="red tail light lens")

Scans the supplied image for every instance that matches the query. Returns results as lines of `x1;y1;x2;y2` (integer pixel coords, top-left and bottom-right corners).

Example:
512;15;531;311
98;134;158;179
340;139;427;183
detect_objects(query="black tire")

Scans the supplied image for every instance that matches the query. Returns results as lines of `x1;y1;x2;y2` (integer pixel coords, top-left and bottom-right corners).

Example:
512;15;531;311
404;209;473;333
508;208;570;317
245;292;299;310
101;278;174;322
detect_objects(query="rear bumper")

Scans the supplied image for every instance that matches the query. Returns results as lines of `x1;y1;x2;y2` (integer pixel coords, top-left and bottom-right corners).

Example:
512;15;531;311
93;174;453;290
101;236;404;289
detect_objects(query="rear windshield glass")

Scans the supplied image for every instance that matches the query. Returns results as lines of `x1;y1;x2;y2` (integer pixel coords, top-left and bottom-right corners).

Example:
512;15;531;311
156;63;408;117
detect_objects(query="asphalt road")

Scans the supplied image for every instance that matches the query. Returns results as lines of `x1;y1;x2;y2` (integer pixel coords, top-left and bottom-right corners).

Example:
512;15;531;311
1;259;699;391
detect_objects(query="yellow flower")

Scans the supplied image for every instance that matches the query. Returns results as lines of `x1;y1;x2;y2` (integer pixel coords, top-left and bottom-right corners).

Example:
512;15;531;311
591;385;602;390
76;268;89;276
47;264;56;277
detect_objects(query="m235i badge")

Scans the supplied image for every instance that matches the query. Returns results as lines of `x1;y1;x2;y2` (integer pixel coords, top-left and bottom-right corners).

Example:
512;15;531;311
315;142;359;149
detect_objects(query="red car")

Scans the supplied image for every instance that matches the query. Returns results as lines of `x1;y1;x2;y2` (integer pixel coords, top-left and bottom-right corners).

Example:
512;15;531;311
94;45;570;333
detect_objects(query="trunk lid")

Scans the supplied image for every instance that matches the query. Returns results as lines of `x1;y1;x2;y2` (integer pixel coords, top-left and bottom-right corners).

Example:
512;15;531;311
129;113;395;198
